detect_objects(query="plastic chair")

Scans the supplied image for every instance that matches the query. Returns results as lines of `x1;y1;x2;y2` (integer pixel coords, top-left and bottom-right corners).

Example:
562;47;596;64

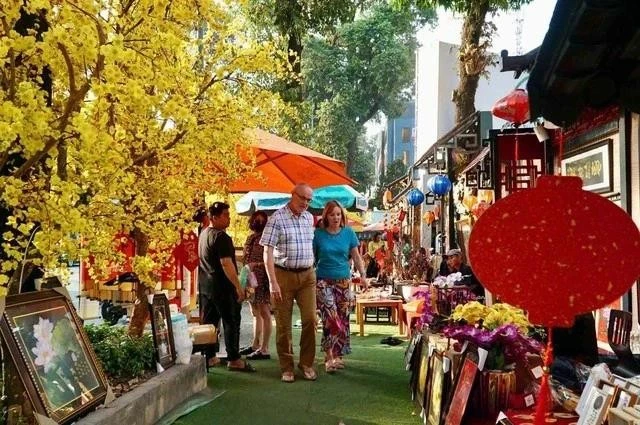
607;309;640;377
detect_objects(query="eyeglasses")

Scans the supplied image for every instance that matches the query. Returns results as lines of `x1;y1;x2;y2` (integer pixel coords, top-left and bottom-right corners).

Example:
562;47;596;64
294;192;313;203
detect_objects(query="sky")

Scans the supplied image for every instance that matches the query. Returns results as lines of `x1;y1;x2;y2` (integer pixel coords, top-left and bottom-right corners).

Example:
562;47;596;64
418;0;557;55
365;0;557;136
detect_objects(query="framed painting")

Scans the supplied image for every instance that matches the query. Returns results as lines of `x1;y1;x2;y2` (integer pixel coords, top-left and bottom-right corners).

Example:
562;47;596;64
414;338;431;412
444;350;478;425
561;139;613;193
0;290;108;424
149;293;176;369
405;331;423;371
426;350;446;425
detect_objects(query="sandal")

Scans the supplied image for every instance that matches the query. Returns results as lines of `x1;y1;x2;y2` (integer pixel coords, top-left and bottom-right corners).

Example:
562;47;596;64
281;371;295;383
325;361;337;374
227;361;257;373
333;358;345;369
246;350;271;360
297;364;318;381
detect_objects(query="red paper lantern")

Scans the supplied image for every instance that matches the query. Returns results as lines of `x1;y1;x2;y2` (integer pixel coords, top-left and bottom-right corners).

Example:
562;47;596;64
491;88;530;125
469;176;640;327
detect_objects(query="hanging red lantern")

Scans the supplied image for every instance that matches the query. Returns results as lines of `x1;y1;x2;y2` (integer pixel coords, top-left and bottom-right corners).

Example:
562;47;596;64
398;209;406;222
492;88;530;125
469;176;640;327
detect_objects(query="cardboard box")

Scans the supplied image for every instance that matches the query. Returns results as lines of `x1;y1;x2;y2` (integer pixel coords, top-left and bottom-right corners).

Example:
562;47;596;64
189;324;217;345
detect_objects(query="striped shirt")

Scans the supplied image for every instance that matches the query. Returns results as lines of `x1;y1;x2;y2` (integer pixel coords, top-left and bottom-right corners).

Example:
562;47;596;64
259;205;315;269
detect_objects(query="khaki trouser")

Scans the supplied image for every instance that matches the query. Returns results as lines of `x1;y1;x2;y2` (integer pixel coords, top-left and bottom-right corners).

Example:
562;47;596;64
272;267;317;373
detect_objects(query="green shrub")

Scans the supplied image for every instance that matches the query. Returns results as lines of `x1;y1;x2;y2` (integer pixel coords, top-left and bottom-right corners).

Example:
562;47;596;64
84;323;155;380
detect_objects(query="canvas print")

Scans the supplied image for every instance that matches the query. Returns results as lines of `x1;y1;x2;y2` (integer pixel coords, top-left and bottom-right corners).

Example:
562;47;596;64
427;351;445;425
0;290;108;424
414;339;430;409
444;357;478;425
149;294;176;369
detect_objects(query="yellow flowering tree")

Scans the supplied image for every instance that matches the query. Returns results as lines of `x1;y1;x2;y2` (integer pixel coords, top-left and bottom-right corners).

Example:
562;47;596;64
0;1;288;335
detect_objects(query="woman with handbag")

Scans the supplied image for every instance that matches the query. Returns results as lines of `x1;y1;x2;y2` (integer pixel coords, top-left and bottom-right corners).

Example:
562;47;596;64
239;211;272;360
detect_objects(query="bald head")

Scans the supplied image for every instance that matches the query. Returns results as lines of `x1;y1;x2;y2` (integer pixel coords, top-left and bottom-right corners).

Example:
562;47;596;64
292;183;312;195
289;183;313;215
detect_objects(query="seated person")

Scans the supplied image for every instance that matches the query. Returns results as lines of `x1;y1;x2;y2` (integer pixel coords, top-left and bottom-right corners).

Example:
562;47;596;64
364;253;379;278
437;248;485;298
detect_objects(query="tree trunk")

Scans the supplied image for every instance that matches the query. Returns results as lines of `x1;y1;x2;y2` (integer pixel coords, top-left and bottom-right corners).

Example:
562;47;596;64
454;0;490;124
346;137;358;176
128;228;151;338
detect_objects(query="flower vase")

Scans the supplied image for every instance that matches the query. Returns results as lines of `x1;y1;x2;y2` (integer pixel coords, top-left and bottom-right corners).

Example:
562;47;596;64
472;369;516;418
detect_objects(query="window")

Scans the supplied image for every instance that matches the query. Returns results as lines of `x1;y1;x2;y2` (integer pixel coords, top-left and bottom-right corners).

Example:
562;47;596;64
401;127;411;142
403;151;408;165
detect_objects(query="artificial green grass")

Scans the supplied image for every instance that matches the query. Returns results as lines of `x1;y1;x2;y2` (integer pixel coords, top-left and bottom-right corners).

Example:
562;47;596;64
174;319;421;425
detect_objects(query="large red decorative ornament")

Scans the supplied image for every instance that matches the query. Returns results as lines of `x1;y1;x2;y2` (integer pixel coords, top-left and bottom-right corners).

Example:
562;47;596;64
469;176;640;327
491;88;530;125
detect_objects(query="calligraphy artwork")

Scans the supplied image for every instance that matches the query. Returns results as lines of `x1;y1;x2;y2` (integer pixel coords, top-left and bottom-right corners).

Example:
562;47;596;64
561;139;613;193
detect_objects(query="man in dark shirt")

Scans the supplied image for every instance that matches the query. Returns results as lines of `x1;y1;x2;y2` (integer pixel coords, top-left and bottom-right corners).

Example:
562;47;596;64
439;248;485;298
198;201;255;372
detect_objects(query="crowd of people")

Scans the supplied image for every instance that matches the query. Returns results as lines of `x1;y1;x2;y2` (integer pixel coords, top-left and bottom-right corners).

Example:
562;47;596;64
197;182;482;382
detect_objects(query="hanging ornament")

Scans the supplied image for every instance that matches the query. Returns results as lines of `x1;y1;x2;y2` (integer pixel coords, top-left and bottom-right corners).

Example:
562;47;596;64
423;211;436;225
433;204;441;220
469;176;640;425
492;88;530;161
462;194;478;211
406;188;425;206
427;175;452;196
477;190;494;204
491;88;530;125
469;175;640;327
383;189;393;207
471;200;490;219
398;209;406;222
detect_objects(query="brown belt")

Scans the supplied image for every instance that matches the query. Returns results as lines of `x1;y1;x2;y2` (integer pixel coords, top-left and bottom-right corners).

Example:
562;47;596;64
275;264;312;273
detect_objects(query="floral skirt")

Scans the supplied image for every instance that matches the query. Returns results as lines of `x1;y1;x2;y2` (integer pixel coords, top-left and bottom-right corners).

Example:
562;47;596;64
316;278;353;357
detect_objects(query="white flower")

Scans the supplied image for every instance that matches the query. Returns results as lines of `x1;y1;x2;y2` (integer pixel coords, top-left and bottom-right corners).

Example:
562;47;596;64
446;272;463;285
32;317;53;344
32;339;56;373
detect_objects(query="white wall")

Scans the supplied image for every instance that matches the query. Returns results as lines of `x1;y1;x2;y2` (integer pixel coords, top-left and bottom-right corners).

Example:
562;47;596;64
414;40;520;248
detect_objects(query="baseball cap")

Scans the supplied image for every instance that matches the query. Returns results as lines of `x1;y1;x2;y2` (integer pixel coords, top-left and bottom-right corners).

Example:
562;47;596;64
445;248;462;257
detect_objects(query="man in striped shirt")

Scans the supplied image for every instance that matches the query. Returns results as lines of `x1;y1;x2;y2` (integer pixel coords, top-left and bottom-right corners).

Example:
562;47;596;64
260;183;317;383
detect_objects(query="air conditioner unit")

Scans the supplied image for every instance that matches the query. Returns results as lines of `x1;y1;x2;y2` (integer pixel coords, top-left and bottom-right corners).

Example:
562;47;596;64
455;134;478;150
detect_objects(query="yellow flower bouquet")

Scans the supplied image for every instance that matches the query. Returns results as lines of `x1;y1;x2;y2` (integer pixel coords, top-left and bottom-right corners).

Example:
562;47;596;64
445;301;541;370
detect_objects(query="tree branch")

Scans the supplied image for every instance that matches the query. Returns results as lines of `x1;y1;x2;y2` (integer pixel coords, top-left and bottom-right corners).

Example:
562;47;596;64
57;42;76;93
12;4;108;179
128;130;187;168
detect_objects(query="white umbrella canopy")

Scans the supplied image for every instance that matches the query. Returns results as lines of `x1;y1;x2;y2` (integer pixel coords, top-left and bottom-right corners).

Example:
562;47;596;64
235;185;368;216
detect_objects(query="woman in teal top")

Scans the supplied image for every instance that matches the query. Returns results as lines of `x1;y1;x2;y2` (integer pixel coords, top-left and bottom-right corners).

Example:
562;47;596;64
313;200;367;373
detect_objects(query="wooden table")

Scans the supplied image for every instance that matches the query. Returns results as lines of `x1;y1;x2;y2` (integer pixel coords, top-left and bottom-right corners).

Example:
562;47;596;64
355;298;404;337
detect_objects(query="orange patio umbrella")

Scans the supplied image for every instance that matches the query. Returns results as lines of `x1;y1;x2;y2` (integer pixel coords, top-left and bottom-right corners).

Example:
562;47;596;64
229;129;355;193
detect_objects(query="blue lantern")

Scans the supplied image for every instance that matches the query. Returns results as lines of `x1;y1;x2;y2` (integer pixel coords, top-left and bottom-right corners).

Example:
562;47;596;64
427;175;452;196
406;188;425;206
